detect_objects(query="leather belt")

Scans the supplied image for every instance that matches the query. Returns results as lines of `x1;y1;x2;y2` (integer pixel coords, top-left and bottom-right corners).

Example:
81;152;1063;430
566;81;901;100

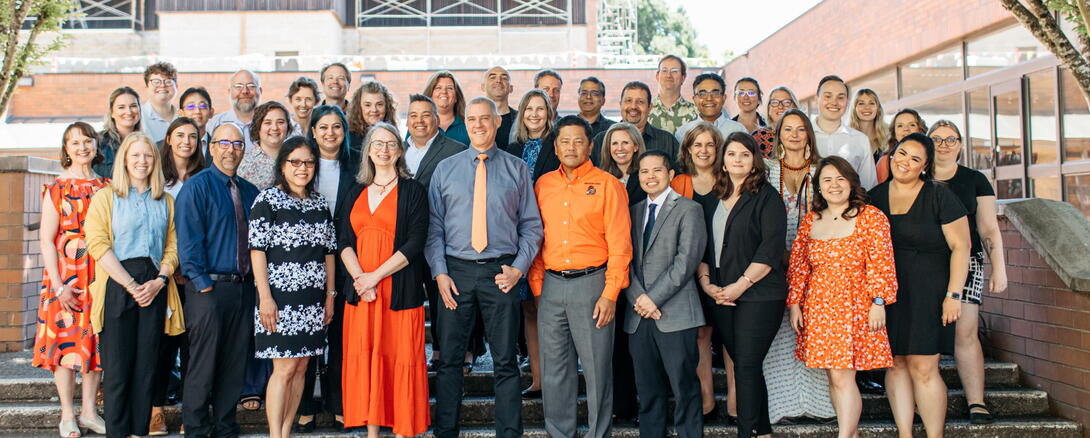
209;273;252;283
547;264;606;279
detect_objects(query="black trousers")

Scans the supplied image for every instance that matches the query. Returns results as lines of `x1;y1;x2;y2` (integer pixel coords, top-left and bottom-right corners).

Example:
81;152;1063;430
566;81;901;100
298;293;344;417
182;278;255;438
152;287;188;407
612;293;638;418
101;257;166;438
629;323;702;438
433;256;522;438
427;266;487;362
709;299;784;438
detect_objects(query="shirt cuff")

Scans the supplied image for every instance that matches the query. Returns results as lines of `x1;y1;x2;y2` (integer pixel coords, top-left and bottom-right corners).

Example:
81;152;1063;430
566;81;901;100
601;285;620;302
191;274;213;292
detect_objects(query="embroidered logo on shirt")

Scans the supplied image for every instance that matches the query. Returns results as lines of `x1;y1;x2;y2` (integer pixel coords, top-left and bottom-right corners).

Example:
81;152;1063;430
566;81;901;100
585;185;597;195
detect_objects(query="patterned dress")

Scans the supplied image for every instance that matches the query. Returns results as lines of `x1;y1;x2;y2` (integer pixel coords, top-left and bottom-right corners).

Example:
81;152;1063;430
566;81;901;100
761;161;835;423
249;187;336;358
787;206;898;369
237;145;278;190
32;177;109;372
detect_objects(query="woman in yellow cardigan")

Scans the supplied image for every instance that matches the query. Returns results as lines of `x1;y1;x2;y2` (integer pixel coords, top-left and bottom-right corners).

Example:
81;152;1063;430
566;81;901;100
85;132;184;438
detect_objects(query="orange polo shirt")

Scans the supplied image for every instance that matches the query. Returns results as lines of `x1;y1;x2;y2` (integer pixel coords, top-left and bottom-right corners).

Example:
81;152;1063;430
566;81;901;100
528;160;632;301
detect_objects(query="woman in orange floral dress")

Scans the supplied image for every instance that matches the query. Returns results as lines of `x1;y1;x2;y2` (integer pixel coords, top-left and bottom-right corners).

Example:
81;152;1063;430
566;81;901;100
33;122;109;437
787;156;898;438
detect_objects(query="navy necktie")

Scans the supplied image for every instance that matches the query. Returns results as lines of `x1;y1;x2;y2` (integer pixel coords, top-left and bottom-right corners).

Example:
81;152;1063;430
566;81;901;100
228;178;250;275
643;203;657;252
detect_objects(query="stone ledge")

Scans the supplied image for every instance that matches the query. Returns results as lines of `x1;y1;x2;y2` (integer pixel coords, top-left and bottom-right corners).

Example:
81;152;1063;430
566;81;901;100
999;198;1090;293
0;157;60;176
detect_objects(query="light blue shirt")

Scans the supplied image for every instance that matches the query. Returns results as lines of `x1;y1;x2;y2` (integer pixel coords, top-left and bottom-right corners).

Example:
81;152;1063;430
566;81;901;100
112;187;170;267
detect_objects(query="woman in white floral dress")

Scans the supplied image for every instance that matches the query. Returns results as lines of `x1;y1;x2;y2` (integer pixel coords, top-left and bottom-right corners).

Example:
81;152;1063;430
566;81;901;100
249;136;337;438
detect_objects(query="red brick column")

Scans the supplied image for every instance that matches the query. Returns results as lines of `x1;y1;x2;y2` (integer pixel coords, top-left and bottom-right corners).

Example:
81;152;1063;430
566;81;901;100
0;157;62;351
982;216;1090;432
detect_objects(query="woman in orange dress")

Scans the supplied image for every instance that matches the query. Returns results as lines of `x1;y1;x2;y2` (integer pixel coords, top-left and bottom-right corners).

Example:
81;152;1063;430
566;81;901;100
337;122;430;437
33;122;109;437
787;156;898;438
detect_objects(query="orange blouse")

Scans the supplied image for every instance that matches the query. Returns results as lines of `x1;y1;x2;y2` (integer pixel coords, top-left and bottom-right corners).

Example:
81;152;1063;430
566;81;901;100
669;174;694;199
528;161;632;300
787;205;898;370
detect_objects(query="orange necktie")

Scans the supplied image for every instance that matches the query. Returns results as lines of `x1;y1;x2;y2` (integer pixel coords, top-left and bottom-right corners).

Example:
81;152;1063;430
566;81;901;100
472;153;488;253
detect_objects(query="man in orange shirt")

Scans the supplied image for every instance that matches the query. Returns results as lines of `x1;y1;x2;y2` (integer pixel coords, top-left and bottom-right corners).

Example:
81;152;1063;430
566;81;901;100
529;115;633;438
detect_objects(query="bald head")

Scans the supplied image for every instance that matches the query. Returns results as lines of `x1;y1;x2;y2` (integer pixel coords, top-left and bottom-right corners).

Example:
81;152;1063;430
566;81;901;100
482;66;513;104
211;122;244;175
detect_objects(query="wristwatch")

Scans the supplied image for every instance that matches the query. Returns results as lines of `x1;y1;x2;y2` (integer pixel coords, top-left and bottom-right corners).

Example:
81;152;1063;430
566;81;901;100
326;290;338;297
871;297;885;306
157;274;170;284
945;291;962;300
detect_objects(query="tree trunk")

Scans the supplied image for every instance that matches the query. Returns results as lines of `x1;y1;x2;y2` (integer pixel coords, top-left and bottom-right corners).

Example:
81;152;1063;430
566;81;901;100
0;0;38;119
999;0;1090;105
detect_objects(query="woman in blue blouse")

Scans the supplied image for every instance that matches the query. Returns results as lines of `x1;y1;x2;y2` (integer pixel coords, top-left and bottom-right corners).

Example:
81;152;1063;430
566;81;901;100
422;71;470;146
85;132;183;438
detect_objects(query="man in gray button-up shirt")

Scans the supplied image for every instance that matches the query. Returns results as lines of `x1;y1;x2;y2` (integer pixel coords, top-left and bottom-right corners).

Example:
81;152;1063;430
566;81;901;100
426;97;543;438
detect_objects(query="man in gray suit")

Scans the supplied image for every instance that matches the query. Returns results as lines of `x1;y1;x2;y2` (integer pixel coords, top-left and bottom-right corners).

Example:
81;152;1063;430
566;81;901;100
405;93;467;369
625;149;707;438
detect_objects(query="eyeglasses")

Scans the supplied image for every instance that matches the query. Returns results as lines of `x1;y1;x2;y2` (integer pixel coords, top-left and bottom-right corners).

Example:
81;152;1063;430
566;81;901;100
232;83;259;92
578;90;603;97
287;159;317;169
183;103;210;111
768;99;796;109
694;90;724;99
369;140;399;151
658;68;681;74
930;136;961;147
149;79;176;87
736;90;758;98
215;140;245;151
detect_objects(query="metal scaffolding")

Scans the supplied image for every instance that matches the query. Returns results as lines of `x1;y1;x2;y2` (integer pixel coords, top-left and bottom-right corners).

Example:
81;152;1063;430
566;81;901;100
596;0;636;60
357;0;573;26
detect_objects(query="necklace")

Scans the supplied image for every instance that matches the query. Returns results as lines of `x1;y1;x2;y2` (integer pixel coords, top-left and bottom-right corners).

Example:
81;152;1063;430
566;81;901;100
373;174;398;195
781;157;810;172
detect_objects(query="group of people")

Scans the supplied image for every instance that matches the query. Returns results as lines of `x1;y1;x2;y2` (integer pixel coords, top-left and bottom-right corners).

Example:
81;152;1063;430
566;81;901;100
32;54;1009;438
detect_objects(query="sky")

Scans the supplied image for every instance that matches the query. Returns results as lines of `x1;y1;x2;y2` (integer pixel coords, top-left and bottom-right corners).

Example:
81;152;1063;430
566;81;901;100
661;0;823;61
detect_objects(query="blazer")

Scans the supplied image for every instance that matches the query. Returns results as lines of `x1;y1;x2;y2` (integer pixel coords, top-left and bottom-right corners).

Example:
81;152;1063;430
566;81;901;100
412;133;466;189
337;177;430;310
698;183;788;302
506;135;561;183
624;191;707;334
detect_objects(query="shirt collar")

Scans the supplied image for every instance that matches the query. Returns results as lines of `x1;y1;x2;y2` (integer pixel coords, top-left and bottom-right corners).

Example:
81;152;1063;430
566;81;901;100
560;160;595;180
813;116;851;135
408;132;439;149
654;96;691;111
209;163;236;185
471;144;499;161
647;186;674;205
142;101;171;122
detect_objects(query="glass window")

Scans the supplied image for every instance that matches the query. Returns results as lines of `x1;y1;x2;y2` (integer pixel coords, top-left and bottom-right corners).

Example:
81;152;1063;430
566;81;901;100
1031;176;1062;200
967;25;1047;77
1061;67;1090;162
994;89;1023;166
997;178;1025;199
1066;174;1090;218
967;87;993;171
850;69;898;103
915;93;963;131
900;44;963;97
1027;69;1058;165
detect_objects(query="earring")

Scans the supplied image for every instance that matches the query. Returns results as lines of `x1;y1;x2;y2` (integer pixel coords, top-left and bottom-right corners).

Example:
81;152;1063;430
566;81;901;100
803;148;811;161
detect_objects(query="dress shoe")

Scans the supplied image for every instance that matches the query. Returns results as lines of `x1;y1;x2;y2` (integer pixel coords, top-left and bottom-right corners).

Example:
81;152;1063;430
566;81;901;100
148;409;168;436
521;387;542;399
292;419;316;433
856;372;885;394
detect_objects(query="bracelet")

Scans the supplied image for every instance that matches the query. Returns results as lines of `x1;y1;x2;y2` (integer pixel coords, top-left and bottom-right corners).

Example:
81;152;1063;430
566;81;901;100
741;275;756;286
326;290;337;297
698;274;709;280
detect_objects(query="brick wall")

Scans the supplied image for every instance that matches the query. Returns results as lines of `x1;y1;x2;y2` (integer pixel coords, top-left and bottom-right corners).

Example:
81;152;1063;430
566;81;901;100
0;159;60;351
982;217;1090;433
719;0;1012;101
11;68;717;121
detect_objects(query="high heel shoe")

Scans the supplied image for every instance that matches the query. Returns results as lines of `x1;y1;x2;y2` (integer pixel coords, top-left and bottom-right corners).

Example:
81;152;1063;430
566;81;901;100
77;415;106;435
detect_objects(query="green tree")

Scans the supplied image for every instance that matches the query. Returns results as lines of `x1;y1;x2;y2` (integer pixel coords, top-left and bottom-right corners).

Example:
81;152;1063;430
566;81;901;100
0;0;77;118
636;0;709;58
999;0;1090;102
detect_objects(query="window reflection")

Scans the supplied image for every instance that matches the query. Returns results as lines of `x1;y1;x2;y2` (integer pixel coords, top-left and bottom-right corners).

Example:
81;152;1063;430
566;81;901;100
1027;69;1058;165
997;178;1024;199
967;26;1046;77
900;44;963;98
1061;67;1090;162
994;90;1023;166
1066;174;1090;218
850;69;898;103
1031;176;1061;200
967;88;993;171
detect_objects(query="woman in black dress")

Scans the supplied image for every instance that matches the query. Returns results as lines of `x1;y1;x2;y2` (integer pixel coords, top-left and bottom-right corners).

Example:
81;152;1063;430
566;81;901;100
868;132;970;438
695;131;787;438
249;136;337;438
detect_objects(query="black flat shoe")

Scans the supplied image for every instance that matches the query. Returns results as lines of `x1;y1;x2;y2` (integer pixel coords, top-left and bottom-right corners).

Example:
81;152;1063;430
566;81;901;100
856;373;885;394
292;420;315;433
702;409;718;423
968;403;994;425
521;388;542;399
463;361;474;375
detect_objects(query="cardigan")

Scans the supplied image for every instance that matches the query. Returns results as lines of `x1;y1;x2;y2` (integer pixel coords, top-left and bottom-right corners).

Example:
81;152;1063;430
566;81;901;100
84;188;185;335
697;183;788;302
337;177;430;310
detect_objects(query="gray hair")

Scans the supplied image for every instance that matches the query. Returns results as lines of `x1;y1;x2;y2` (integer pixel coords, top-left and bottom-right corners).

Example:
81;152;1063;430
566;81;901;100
230;69;262;89
355;122;412;184
466;96;499;117
765;85;799;121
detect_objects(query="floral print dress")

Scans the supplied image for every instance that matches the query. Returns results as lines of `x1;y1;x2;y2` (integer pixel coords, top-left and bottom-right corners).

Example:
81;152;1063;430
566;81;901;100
787;205;898;369
248;187;336;358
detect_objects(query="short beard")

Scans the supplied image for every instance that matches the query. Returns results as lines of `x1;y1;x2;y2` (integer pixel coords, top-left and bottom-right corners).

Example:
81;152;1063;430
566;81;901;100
233;98;257;113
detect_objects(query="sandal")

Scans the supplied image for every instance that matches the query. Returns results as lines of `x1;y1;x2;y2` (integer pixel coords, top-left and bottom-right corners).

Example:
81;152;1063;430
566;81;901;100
59;418;80;438
240;395;263;411
968;403;994;424
78;415;106;435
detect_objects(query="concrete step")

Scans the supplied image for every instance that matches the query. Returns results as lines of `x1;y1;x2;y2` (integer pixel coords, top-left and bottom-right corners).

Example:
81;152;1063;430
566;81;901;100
0;361;1019;403
0;388;1052;431
0;418;1082;437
